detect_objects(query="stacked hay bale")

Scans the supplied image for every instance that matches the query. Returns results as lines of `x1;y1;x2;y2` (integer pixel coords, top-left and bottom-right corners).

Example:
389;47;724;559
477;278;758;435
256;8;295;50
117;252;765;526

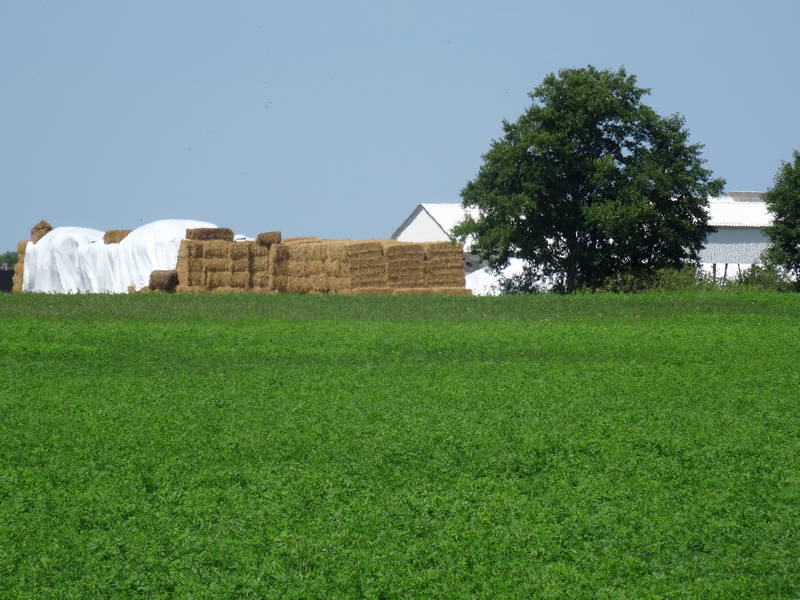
271;238;317;293
103;230;132;244
251;232;281;293
423;242;466;289
175;228;234;293
149;270;178;292
171;228;469;296
382;241;426;290
175;239;206;293
185;227;234;242
342;240;389;294
30;220;53;243
11;240;27;292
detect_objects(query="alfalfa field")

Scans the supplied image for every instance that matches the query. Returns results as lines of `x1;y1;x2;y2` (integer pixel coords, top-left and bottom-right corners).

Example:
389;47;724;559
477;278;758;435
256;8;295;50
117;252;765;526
1;292;798;598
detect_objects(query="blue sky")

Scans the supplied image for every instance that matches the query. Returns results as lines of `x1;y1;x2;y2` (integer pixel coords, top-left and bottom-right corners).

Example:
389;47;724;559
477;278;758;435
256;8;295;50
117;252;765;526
2;0;798;250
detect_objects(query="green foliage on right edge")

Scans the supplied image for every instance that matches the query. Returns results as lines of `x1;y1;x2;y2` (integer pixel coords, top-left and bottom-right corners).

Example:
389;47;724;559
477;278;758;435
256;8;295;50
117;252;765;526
765;150;800;278
454;66;725;293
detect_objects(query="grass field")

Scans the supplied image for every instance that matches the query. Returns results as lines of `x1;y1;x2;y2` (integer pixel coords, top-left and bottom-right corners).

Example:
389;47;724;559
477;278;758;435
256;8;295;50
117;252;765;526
1;292;799;599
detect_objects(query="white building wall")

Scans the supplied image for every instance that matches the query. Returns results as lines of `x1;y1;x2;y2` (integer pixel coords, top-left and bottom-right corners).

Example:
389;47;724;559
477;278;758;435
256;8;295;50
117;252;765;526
700;228;769;265
394;210;451;243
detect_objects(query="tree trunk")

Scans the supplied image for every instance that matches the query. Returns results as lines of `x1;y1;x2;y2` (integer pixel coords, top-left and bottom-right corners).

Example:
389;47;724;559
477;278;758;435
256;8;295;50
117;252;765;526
565;235;578;293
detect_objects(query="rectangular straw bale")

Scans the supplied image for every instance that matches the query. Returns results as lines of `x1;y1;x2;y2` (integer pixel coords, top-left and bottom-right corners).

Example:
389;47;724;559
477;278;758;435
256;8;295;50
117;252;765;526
103;229;132;244
305;275;329;293
382;240;426;258
206;272;231;288
325;276;348;292
177;263;204;287
230;241;253;259
185;227;234;241
342;240;384;256
178;240;205;259
252;255;271;271
293;243;328;261
424;241;463;257
256;231;282;246
149;270;178;292
230;257;250;273
272;274;288;292
203;240;232;259
424;271;466;287
252;271;271;289
12;240;27;292
230;272;251;288
251;242;270;257
204;258;230;272
271;243;291;266
385;242;425;288
11;241;26;289
285;276;312;293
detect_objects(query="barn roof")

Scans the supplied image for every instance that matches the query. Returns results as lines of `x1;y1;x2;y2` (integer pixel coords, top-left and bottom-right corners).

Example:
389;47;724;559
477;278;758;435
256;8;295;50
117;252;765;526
394;193;770;241
708;193;771;228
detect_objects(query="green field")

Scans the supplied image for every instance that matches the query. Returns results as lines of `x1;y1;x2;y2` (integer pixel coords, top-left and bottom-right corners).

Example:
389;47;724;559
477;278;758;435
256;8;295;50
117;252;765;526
1;292;799;599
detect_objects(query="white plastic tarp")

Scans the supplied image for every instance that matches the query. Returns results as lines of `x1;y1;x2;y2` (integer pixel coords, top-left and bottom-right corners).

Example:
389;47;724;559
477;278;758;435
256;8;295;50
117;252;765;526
22;219;216;293
465;258;526;296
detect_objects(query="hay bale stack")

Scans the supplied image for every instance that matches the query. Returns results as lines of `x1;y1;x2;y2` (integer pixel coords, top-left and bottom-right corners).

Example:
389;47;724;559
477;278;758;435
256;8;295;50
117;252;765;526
149;270;178;292
342;240;387;289
230;241;254;289
176;240;207;287
256;231;282;246
12;240;27;292
382;241;426;289
185;227;234;241
198;241;232;290
251;242;273;290
103;229;132;244
423;242;465;288
30;220;53;243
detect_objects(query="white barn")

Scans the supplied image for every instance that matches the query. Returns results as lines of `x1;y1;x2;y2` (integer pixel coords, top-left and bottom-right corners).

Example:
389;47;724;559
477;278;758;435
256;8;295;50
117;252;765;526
392;192;772;292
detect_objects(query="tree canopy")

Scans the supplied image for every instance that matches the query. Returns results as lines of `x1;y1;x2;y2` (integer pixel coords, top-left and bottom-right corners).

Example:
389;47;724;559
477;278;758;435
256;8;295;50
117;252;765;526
454;66;725;292
0;250;17;267
764;150;800;278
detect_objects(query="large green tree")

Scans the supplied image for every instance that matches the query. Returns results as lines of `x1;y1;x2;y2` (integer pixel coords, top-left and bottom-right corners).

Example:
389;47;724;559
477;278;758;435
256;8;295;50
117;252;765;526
764;150;800;278
454;66;725;292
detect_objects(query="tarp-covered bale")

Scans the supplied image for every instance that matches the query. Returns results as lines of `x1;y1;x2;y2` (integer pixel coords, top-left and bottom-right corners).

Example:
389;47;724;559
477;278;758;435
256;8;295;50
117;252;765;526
23;219;216;293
